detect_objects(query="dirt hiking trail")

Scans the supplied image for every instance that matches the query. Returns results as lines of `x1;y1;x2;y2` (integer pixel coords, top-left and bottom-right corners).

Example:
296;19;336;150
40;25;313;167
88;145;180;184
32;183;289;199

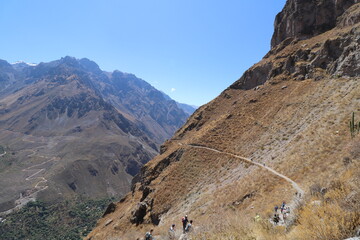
182;143;305;226
185;144;304;195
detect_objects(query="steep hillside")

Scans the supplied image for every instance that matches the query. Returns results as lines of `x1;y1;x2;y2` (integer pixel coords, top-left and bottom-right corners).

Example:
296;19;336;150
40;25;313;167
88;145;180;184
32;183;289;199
0;57;190;214
86;1;360;239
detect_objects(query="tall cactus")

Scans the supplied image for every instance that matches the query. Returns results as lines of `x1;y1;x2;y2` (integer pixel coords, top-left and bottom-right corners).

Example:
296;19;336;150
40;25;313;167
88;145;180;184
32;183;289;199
349;112;359;138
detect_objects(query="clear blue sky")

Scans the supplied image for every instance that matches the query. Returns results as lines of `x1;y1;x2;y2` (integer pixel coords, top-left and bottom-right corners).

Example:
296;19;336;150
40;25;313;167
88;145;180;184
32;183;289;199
0;0;286;106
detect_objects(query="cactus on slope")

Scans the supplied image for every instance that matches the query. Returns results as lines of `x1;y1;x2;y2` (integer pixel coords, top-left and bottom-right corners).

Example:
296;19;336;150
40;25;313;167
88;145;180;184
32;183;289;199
349;112;360;138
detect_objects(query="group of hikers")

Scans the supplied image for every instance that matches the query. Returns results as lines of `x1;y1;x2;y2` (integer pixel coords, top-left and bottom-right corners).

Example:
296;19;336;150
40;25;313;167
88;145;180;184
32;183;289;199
144;215;194;240
273;201;290;224
253;201;291;225
143;202;291;239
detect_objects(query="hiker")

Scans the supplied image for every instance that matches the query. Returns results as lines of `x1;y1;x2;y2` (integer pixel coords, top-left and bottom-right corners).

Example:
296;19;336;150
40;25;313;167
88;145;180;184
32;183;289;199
145;229;154;240
168;224;175;240
185;220;193;233
286;206;290;214
281;201;286;213
182;215;189;233
273;214;280;225
274;205;279;212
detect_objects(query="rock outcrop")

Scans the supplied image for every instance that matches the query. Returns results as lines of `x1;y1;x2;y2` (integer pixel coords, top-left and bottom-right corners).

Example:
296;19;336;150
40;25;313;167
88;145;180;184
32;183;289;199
271;0;358;48
230;1;360;90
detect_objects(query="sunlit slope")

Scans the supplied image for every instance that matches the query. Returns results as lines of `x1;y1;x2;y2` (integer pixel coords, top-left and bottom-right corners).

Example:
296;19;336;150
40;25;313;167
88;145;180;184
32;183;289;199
87;2;360;239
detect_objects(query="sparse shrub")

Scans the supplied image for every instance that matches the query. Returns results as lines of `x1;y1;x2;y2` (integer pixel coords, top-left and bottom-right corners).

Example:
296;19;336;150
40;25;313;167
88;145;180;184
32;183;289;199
309;183;323;196
343;156;352;166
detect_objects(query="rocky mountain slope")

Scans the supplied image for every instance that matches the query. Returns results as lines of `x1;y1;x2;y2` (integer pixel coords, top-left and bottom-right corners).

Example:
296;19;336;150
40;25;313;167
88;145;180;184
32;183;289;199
0;57;190;214
86;1;360;239
160;92;197;116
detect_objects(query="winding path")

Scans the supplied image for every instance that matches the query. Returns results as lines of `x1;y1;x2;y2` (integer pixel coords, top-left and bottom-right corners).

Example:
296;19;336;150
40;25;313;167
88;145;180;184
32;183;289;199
22;155;59;189
0;149;60;215
181;143;305;226
184;143;304;197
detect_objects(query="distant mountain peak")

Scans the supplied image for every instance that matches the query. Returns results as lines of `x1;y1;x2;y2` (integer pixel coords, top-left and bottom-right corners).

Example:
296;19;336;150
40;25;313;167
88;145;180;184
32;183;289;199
78;58;102;74
12;61;38;67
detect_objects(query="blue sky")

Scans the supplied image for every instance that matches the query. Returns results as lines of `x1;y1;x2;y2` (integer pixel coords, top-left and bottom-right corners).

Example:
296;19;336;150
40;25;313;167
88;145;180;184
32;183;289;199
0;0;286;106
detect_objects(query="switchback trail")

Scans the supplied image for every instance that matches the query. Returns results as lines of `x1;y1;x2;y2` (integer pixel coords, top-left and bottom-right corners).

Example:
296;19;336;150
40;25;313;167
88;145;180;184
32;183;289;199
185;144;305;197
0;152;58;216
22;155;59;189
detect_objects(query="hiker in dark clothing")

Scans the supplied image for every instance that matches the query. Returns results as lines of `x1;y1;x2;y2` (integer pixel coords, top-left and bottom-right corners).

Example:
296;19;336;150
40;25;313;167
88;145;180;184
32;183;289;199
273;214;280;225
182;215;189;233
274;205;279;212
281;201;286;213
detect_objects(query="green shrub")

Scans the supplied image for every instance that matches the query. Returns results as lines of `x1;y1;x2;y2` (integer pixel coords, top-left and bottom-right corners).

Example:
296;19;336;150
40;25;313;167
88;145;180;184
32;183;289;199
0;197;114;240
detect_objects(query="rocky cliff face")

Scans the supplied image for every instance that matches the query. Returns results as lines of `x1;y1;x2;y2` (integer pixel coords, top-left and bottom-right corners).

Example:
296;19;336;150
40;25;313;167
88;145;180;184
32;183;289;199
271;0;359;48
231;0;360;90
86;1;360;240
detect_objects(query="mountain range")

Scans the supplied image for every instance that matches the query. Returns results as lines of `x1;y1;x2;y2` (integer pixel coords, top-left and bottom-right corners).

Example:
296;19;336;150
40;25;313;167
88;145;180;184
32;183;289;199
86;0;360;239
0;57;196;214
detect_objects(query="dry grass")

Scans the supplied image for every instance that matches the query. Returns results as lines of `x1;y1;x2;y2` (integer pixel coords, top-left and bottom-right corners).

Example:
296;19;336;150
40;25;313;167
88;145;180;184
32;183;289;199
254;221;288;240
295;202;359;240
187;163;360;240
291;161;360;240
191;213;255;240
348;136;360;159
176;152;360;240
